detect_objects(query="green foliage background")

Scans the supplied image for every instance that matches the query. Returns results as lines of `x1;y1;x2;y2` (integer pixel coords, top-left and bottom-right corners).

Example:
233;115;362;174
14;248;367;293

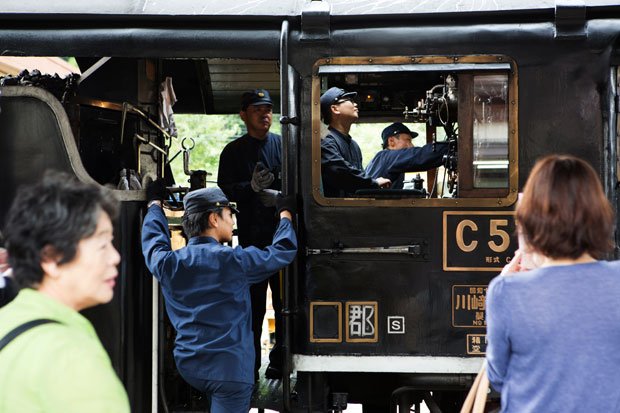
348;122;427;166
169;114;425;185
168;114;282;186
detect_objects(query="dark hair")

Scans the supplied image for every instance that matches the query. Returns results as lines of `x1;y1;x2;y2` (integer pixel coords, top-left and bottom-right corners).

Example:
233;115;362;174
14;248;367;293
4;171;118;289
182;208;223;238
322;110;332;125
516;155;614;259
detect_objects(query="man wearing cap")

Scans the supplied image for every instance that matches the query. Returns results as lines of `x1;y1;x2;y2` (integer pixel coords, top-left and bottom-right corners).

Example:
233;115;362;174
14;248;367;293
141;180;297;413
217;89;285;381
365;122;449;189
320;86;391;197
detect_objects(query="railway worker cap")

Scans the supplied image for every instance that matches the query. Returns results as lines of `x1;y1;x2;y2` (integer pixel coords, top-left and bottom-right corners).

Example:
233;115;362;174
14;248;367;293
381;122;419;147
241;89;273;110
183;187;239;215
320;87;358;124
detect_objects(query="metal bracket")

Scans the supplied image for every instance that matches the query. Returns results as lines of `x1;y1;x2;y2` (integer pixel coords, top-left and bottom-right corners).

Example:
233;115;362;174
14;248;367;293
301;0;331;42
77;57;111;84
306;244;424;257
280;115;300;125
135;133;167;156
555;0;587;40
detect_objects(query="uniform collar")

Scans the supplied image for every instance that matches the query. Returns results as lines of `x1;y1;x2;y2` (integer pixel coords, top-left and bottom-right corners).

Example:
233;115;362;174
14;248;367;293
328;126;351;143
244;132;271;143
188;236;220;245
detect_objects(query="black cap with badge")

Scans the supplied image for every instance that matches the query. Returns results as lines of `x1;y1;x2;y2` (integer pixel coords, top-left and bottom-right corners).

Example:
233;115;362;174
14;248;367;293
381;122;419;148
240;89;273;111
183;187;239;215
320;87;358;124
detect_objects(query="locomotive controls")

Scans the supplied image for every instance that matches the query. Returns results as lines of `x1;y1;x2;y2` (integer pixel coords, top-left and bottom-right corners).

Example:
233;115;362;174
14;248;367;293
404;75;458;126
404;74;459;195
181;137;209;191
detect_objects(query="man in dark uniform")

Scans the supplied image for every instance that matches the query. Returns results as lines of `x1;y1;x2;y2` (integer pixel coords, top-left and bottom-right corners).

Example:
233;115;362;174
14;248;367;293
217;89;284;380
365;122;449;189
320;87;391;197
141;182;297;412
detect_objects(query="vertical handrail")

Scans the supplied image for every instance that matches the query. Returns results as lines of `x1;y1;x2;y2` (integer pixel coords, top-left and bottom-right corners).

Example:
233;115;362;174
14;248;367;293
611;68;620;258
606;67;619;259
279;19;293;413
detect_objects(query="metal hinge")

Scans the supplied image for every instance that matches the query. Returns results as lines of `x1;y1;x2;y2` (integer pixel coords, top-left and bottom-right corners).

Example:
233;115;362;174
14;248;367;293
555;0;587;40
301;0;331;42
280;115;300;125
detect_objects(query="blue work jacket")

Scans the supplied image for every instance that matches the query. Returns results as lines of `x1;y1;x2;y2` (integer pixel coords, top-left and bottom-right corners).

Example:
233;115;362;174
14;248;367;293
321;127;377;197
141;205;297;384
365;142;449;189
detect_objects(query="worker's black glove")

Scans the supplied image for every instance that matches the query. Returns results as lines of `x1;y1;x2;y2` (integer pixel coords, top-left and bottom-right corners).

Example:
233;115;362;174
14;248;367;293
251;162;275;192
146;178;167;203
276;193;297;215
257;189;279;207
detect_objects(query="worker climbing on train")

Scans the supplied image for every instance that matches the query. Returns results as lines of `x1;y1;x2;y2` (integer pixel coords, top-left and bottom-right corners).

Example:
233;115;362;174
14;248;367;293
141;180;297;413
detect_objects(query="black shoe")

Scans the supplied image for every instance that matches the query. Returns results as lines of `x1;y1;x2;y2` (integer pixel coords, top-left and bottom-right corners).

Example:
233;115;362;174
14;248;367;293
264;364;282;380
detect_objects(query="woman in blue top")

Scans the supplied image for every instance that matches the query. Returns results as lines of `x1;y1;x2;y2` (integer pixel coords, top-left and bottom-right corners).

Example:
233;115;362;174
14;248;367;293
486;154;620;413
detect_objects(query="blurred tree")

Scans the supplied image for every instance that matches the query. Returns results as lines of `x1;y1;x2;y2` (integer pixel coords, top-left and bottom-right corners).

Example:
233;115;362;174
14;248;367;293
169;114;281;186
60;57;80;69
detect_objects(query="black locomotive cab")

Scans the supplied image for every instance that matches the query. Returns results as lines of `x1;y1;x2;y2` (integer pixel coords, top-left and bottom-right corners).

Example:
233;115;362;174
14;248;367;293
296;56;518;411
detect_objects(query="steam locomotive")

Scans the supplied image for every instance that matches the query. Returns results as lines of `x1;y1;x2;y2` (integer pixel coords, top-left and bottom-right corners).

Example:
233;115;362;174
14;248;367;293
0;1;618;412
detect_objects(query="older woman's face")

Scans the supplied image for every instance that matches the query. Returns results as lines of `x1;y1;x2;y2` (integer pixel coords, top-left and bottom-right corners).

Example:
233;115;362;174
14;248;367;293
57;211;120;311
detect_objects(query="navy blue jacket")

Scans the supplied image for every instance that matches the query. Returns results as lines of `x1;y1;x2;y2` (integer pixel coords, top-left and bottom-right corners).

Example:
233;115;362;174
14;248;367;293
321;127;377;197
141;205;297;384
217;132;281;248
365;142;449;189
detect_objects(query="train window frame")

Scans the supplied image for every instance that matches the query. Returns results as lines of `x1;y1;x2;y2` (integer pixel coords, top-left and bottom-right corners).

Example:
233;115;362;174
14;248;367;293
311;55;519;208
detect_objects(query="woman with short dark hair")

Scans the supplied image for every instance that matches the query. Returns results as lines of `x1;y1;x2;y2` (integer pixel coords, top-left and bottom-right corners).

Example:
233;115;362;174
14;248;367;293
486;154;620;413
0;172;130;413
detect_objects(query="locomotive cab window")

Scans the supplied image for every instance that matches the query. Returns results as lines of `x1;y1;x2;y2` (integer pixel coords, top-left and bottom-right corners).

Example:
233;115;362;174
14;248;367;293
312;56;518;207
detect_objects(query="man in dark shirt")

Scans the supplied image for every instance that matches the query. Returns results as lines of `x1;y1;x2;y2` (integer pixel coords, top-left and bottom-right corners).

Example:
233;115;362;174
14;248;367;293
217;89;284;381
320;87;391;197
365;122;449;189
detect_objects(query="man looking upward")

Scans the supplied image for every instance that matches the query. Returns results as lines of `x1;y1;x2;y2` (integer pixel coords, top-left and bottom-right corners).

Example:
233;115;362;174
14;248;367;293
320;87;391;197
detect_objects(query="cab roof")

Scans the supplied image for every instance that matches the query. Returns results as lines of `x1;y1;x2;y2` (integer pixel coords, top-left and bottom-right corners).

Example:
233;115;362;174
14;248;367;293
3;0;619;18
